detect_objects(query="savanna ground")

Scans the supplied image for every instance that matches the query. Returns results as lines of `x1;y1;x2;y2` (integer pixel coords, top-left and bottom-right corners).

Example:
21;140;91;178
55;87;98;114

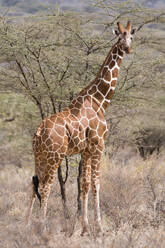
1;153;165;248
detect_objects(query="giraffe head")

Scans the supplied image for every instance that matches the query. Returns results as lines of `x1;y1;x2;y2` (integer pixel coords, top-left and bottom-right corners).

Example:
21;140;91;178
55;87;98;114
114;21;136;54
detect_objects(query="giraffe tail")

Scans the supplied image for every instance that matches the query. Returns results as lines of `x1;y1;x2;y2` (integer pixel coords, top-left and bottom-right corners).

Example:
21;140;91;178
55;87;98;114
32;175;41;207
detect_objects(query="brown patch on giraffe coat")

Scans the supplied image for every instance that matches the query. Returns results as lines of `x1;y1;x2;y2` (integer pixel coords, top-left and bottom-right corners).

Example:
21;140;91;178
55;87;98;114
71;121;79;130
48;158;55;165
112;68;118;77
75;102;82;109
106;55;112;65
65;117;71;124
71;99;76;105
40;128;45;137
117;58;122;67
89;117;98;129
68;139;74;149
45;119;54;129
83;182;90;193
51;134;63;146
89;118;98;129
97;122;106;137
43;174;49;184
47;151;54;159
78;123;83;132
102;101;109;110
43;150;47;157
49;169;54;175
102;66;108;77
80;108;86;116
50;115;57;122
42;133;48;142
69;114;76;121
93;91;104;102
104;71;111;81
111;80;116;87
54;153;60;162
109;60;115;68
84;96;92;107
47;164;51;170
73;129;79;137
113;46;117;54
60;145;67;153
92;99;99;112
118;48;124;57
88;85;97;95
98;81;109;95
90;145;98;153
74;136;81;145
56;116;65;125
74;147;79;153
70;108;80;116
53;143;60;151
48;144;53;150
48;178;53;184
106;90;114;100
34;138;39;148
46;138;52;147
41;143;47;151
86;109;96;120
89;130;97;139
79;133;85;141
54;126;65;137
77;96;83;104
61;110;70;117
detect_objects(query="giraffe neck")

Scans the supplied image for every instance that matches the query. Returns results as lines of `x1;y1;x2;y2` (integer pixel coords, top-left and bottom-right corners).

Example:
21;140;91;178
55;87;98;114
91;42;124;111
69;42;125;114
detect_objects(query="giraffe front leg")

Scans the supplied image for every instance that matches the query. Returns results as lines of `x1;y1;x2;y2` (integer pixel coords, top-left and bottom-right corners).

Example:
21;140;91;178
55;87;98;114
37;158;63;231
81;154;91;236
91;153;103;234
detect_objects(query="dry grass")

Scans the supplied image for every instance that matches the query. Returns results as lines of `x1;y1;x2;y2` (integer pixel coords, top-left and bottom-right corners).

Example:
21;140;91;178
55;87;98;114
1;154;165;248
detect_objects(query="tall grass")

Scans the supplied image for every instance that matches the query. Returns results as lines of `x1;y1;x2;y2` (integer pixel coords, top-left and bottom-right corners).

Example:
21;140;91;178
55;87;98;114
0;154;165;247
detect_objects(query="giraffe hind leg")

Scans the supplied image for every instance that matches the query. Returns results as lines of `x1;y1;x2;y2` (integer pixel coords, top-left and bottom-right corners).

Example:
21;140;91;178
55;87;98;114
38;157;64;224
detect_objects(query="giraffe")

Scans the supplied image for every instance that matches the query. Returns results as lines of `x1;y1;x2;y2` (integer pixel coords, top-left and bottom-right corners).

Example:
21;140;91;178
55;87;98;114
26;21;136;235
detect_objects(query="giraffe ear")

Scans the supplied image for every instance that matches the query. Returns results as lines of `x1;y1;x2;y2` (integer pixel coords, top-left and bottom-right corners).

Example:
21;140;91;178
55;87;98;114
112;29;120;36
131;28;136;35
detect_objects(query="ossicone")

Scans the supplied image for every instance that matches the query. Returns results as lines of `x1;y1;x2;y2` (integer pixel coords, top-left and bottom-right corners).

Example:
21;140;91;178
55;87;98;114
117;22;125;34
113;21;136;36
